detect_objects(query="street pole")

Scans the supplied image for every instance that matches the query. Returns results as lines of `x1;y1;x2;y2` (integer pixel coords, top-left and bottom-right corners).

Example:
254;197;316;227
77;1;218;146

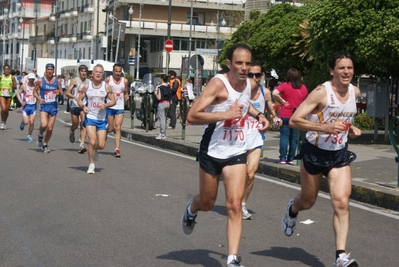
105;10;109;61
33;2;37;69
115;22;121;63
135;0;142;81
95;0;100;59
110;3;116;62
21;20;25;72
188;0;193;81
55;1;59;75
166;0;172;74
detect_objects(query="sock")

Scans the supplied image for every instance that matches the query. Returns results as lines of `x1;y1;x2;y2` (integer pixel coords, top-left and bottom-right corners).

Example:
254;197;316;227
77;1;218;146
289;205;298;218
187;205;197;218
227;255;238;264
336;250;345;259
43;143;47;146
242;202;246;206
80;142;84;148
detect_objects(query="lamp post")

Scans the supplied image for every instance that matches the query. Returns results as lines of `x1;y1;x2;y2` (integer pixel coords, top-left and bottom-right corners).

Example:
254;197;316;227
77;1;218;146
161;0;172;73
2;7;8;69
49;2;59;75
19;17;24;72
135;1;142;81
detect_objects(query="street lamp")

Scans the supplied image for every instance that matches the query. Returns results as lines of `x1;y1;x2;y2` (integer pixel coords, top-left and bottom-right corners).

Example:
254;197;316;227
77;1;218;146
135;1;142;81
128;6;133;29
49;1;59;75
19;17;24;72
161;0;172;73
1;7;9;69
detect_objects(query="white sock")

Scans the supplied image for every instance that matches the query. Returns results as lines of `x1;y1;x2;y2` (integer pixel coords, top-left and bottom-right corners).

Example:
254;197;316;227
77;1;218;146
227;255;236;264
187;205;197;218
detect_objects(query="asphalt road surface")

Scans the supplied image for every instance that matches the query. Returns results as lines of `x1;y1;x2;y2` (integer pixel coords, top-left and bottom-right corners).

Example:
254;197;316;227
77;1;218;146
0;110;398;266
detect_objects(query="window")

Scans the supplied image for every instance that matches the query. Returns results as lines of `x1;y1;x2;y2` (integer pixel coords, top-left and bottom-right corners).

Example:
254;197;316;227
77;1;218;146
187;12;205;25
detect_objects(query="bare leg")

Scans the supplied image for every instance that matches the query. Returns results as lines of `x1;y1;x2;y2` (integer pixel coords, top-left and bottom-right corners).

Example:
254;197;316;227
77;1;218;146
327;166;352;251
242;148;261;203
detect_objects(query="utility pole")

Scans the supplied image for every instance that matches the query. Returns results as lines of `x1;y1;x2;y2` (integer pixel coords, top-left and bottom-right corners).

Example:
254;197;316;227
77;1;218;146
33;1;38;69
95;0;100;59
166;0;172;74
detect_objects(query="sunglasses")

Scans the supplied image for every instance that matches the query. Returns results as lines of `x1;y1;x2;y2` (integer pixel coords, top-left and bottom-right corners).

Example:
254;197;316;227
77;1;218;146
248;72;262;78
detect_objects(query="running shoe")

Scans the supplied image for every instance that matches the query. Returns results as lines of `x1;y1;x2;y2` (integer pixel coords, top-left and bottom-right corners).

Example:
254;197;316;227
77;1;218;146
94;150;99;161
155;134;166;140
43;145;50;153
279;159;286;164
87;164;95;174
287;161;295;165
114;148;121;158
69;130;75;143
0;122;4;130
78;147;87;154
242;204;252;220
26;135;33;143
181;198;197;235
20;121;24;131
282;198;297;236
333;252;359;267
37;135;43;147
226;255;242;267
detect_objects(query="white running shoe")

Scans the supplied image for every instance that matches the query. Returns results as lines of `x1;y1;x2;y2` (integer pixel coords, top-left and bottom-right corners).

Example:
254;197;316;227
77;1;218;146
282;198;297;236
242;204;252;220
226;255;242;267
333;253;358;267
43;145;50;153
87;164;95;174
181;198;197;235
155;134;166;140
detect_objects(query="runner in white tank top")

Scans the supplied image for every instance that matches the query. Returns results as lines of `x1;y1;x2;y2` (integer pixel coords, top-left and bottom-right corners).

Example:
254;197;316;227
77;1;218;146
105;64;129;158
180;44;270;267
281;52;361;267
77;64;115;174
16;73;37;142
66;65;90;153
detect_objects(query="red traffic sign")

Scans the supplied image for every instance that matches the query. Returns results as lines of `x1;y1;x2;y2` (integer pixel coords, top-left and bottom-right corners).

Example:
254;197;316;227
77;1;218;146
164;39;173;53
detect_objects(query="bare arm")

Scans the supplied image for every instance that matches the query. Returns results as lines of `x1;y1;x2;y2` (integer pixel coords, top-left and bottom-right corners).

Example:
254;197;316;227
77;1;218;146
65;78;77;100
77;84;88;111
272;87;289;106
289;85;345;135
186;78;244;124
16;84;25;106
124;78;129;101
33;80;44;104
102;84;116;109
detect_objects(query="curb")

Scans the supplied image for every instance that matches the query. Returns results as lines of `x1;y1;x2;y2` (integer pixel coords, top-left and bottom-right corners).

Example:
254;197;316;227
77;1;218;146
121;129;399;211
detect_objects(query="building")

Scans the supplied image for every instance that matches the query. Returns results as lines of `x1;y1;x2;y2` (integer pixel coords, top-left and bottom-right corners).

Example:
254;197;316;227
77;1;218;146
3;0;251;85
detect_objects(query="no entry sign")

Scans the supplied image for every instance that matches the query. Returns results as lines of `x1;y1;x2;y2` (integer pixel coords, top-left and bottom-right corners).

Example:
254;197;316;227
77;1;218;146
164;39;173;53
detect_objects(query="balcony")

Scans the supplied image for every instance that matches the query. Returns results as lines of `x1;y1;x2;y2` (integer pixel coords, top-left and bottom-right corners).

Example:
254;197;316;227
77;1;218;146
71;9;78;17
85;4;94;13
83;31;92;40
29;35;47;43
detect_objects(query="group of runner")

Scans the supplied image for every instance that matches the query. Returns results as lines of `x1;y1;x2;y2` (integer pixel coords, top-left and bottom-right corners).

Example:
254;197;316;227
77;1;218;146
4;62;128;174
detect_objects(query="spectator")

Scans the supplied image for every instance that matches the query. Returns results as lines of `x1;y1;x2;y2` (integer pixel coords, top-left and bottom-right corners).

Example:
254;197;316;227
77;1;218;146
272;68;308;164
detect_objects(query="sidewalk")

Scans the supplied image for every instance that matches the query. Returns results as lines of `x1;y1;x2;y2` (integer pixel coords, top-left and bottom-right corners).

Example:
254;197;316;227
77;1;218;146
119;116;399;211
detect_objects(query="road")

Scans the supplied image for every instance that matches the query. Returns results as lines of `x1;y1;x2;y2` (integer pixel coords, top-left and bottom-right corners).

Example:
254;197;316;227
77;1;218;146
0;110;398;266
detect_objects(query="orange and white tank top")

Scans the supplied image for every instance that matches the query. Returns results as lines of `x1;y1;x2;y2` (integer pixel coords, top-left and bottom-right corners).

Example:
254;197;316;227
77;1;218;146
305;81;357;151
108;76;125;110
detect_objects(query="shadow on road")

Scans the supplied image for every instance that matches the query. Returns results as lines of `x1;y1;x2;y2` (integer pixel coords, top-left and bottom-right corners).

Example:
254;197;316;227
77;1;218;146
251;246;325;267
157;249;225;266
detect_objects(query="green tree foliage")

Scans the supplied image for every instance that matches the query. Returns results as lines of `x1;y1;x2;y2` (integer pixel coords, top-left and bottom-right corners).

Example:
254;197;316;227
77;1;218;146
219;5;309;79
309;0;399;78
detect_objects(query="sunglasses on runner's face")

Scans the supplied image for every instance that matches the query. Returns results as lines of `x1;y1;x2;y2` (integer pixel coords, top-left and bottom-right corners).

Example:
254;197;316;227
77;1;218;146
248;72;262;78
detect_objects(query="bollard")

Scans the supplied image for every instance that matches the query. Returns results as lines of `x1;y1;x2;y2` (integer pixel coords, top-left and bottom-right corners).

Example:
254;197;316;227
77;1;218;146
388;116;399;188
180;98;189;140
129;92;135;129
295;129;305;166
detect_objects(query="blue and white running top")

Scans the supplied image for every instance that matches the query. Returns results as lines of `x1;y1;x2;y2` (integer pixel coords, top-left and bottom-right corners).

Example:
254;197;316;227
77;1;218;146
198;74;251;159
246;85;265;150
86;81;108;121
40;77;58;104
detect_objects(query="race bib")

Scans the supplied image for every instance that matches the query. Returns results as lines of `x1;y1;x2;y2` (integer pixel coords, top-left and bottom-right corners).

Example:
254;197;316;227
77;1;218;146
44;91;56;103
25;94;36;104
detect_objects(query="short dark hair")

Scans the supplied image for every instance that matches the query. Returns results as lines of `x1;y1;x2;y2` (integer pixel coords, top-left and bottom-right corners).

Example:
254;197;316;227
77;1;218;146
328;51;354;70
226;43;252;62
78;65;88;71
168;70;176;77
160;74;168;83
251;60;264;72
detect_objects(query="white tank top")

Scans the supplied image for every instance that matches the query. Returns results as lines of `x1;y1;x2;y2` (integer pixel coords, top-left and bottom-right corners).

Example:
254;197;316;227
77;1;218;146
70;77;88;108
86;81;108;121
246;85;265;150
108;76;125;110
305;81;357;150
199;74;251;159
23;83;37;105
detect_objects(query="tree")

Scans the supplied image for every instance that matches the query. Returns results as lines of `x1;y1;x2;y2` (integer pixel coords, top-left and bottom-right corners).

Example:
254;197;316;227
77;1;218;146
219;4;310;81
309;0;399;78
